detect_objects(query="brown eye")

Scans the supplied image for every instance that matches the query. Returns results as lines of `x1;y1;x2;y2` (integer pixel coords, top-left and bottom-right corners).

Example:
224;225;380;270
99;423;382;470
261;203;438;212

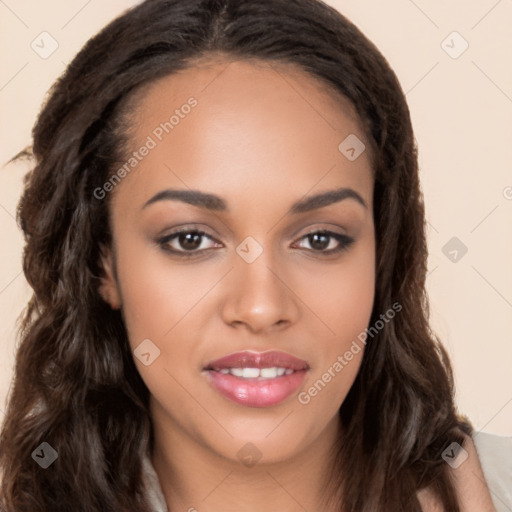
157;229;221;255
308;232;330;251
294;230;354;254
177;231;203;251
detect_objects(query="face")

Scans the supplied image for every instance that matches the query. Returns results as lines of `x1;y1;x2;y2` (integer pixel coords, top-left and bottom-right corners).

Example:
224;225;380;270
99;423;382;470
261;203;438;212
99;56;375;465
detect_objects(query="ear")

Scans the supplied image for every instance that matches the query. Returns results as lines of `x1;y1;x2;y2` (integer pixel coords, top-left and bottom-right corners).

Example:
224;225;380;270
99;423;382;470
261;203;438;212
98;244;121;310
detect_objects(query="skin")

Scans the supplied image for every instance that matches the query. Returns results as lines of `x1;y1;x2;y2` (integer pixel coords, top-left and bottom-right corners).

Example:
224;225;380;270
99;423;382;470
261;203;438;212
98;56;495;511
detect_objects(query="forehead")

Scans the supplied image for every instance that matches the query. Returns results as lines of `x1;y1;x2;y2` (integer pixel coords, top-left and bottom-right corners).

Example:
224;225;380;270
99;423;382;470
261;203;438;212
128;55;368;144
112;56;373;211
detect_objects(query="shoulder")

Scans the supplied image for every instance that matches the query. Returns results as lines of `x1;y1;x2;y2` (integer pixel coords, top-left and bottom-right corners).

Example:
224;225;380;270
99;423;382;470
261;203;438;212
472;431;512;512
418;431;511;512
449;432;499;511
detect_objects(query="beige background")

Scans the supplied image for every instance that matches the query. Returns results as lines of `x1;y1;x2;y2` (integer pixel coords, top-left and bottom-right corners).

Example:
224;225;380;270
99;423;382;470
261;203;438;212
0;0;511;435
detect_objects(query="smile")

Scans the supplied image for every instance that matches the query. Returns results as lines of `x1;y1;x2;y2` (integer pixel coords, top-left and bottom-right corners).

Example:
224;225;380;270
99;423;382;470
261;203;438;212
203;350;310;407
214;366;294;379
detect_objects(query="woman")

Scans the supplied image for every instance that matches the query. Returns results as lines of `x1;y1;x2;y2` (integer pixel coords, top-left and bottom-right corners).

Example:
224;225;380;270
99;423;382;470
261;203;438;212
0;0;509;511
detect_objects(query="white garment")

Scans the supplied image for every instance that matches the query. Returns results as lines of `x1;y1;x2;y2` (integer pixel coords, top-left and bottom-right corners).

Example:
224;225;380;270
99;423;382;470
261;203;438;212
472;432;512;512
142;432;512;511
142;454;169;512
142;454;168;512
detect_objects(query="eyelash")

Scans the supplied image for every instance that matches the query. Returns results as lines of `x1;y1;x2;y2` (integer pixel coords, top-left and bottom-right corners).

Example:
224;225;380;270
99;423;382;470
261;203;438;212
156;228;355;258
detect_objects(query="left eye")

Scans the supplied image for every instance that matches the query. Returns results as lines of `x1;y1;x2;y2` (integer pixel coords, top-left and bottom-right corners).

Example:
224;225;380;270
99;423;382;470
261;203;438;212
293;231;354;253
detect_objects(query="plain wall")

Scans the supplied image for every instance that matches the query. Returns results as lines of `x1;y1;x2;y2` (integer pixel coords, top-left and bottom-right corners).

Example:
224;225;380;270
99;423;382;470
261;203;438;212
1;0;511;435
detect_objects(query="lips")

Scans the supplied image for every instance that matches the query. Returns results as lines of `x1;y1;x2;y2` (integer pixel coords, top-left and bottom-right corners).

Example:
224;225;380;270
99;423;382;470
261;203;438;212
203;350;310;408
204;350;310;371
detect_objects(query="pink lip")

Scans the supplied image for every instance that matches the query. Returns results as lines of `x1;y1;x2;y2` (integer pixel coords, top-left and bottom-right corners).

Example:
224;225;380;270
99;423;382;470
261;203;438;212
204;350;309;371
203;350;309;408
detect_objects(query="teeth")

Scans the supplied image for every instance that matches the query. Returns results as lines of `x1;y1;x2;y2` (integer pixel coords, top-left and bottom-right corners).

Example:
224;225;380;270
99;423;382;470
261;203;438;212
260;367;277;378
215;366;295;379
242;367;260;378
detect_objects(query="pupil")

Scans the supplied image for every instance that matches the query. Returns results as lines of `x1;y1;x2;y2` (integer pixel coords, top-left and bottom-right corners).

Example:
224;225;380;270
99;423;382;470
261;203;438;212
310;233;329;250
180;232;202;250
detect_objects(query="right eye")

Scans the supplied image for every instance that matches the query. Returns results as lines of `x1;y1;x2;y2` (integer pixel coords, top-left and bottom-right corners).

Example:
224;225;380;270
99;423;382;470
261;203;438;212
157;229;223;256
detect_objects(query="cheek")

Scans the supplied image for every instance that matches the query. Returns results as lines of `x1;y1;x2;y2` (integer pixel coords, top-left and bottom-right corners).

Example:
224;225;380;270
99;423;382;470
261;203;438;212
114;238;221;345
293;235;375;409
294;233;375;346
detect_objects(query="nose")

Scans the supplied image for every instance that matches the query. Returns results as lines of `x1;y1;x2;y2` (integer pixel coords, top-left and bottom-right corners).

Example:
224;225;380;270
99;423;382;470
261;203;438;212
220;249;300;334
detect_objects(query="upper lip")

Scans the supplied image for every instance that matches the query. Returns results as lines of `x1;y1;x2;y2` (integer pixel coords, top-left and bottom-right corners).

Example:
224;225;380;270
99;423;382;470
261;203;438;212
204;350;310;371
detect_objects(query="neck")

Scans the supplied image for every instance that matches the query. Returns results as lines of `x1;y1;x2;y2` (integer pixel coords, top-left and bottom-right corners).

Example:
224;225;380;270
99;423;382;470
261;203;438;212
150;399;342;512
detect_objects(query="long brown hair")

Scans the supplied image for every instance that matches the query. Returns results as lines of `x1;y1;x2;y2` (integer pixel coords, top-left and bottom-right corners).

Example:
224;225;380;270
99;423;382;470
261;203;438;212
0;1;471;510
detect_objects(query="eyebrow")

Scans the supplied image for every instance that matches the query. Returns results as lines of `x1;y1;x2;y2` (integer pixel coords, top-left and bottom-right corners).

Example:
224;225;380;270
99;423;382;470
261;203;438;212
142;186;367;213
289;187;367;213
143;189;226;211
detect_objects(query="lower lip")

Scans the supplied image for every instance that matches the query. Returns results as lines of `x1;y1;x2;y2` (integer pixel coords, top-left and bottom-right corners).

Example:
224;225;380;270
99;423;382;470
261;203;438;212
204;369;308;408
